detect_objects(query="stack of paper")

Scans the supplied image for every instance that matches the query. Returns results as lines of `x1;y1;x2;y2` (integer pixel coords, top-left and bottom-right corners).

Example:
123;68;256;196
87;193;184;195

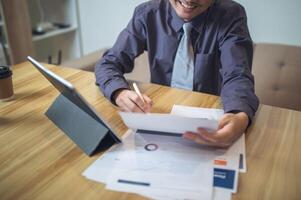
83;105;247;200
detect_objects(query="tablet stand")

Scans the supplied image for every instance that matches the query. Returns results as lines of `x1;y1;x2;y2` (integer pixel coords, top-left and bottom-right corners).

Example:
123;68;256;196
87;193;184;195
46;94;117;155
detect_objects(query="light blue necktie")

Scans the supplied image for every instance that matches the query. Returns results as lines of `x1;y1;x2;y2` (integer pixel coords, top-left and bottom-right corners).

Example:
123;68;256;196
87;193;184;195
171;23;194;90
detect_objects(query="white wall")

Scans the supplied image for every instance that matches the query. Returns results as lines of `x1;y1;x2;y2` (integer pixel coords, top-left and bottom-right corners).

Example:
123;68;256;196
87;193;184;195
77;0;301;55
236;0;301;46
77;0;146;55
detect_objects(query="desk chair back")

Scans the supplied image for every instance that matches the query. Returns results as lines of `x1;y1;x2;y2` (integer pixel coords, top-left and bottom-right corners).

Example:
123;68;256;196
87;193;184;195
252;43;301;111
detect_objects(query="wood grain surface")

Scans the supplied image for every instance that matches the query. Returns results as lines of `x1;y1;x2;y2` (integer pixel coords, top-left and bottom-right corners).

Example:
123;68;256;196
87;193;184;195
0;62;300;200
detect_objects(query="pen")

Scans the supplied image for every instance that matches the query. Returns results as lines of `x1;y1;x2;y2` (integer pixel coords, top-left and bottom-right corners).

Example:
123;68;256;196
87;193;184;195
133;82;145;103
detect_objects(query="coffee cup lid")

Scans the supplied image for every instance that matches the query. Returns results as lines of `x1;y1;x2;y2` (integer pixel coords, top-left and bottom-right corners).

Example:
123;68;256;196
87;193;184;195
0;66;12;79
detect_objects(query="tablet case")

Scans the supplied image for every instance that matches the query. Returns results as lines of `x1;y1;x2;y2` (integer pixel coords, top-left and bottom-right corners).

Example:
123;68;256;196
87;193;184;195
46;94;117;156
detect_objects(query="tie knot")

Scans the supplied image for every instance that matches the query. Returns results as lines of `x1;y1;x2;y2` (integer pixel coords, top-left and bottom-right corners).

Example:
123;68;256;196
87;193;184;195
183;23;193;34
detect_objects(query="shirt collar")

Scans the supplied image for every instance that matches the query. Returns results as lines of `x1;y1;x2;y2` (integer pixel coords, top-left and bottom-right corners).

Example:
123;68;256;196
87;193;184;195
169;2;184;33
190;11;209;34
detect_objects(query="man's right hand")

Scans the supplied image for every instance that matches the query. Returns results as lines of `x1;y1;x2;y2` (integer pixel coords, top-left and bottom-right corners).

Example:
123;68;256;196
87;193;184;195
113;89;152;113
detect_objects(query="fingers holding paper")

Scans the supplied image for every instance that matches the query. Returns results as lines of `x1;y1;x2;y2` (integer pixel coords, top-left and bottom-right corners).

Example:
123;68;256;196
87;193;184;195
114;89;152;113
183;112;249;148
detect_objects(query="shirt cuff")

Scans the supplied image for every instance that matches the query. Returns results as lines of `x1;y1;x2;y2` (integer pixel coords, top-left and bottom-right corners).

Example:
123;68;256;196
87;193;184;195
101;78;130;104
223;101;255;128
225;109;252;128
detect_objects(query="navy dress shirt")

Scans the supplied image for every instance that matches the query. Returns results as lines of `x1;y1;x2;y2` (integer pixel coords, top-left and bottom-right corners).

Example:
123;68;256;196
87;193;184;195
95;0;259;120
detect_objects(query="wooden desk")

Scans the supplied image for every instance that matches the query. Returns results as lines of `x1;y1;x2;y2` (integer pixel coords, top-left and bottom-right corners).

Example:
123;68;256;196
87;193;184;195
0;63;300;200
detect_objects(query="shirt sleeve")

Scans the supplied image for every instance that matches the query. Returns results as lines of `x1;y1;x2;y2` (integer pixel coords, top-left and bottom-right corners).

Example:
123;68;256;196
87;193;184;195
217;4;259;121
95;6;147;103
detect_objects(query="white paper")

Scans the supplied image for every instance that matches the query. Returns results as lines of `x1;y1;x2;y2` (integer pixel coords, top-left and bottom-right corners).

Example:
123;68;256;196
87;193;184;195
224;134;246;173
107;183;212;200
212;188;232;200
83;105;247;199
105;131;215;200
171;105;224;120
119;112;219;134
83;131;132;182
83;129;238;199
171;105;247;173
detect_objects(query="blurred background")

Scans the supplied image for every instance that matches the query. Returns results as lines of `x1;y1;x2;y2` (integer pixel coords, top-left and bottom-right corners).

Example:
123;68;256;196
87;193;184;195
0;0;300;66
1;0;301;109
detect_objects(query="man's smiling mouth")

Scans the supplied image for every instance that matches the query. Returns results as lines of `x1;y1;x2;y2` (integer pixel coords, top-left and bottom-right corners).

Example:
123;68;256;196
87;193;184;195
178;0;201;9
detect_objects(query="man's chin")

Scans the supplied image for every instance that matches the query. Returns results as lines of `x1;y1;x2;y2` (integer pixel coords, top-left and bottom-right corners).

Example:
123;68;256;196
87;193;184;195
170;0;212;21
181;15;193;21
175;4;203;21
176;11;195;21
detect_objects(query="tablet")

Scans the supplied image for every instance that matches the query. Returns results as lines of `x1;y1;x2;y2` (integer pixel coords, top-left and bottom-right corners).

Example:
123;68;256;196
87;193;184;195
27;56;121;143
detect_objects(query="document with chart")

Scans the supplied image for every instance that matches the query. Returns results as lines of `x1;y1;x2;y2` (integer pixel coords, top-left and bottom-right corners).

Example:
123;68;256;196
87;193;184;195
83;105;247;200
171;105;247;173
106;131;216;200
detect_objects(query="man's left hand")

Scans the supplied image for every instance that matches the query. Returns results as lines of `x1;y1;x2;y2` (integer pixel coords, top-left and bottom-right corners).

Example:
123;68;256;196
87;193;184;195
183;112;249;148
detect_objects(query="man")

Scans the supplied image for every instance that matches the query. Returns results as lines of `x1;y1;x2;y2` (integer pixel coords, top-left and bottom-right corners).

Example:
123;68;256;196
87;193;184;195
95;0;259;148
